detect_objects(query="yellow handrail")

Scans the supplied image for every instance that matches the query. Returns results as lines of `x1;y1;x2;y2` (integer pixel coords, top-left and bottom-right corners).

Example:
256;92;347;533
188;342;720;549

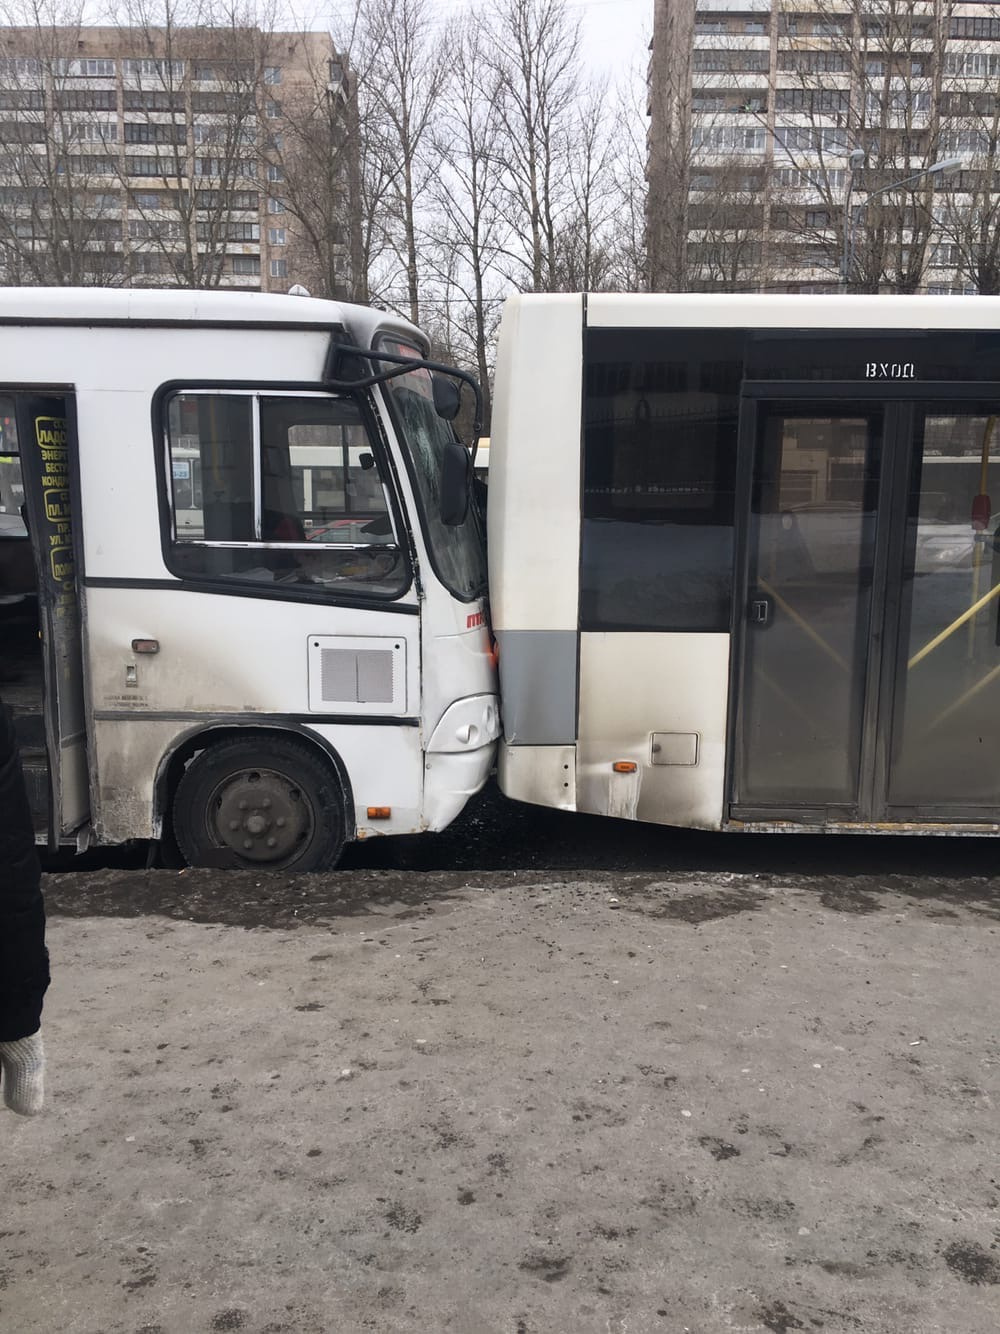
926;659;1000;733
759;577;849;672
908;577;1000;669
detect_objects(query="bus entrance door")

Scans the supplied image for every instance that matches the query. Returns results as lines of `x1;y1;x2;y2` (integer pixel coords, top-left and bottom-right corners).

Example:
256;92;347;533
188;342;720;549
15;394;89;847
734;396;1000;827
885;405;1000;817
734;402;885;822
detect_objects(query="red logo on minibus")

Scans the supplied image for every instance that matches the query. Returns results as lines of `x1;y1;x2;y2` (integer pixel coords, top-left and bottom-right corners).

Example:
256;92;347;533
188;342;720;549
466;611;484;629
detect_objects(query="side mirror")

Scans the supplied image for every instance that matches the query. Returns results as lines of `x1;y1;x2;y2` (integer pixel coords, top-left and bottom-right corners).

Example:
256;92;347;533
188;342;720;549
440;440;470;526
432;374;461;422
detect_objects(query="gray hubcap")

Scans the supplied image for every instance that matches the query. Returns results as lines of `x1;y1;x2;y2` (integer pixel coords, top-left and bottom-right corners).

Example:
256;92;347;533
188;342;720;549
211;767;312;864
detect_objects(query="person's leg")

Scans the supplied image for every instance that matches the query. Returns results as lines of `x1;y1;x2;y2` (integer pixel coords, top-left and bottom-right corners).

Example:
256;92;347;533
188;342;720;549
0;698;48;1115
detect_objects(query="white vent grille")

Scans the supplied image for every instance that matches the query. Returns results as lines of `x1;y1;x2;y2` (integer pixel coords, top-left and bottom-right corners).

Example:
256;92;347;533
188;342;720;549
307;636;406;714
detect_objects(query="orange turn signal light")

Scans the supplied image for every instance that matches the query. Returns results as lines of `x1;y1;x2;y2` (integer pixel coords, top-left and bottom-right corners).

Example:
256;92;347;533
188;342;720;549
367;806;391;820
612;761;638;774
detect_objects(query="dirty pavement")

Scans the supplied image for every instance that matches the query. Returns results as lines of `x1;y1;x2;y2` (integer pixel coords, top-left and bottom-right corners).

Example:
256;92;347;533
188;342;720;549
3;856;999;1334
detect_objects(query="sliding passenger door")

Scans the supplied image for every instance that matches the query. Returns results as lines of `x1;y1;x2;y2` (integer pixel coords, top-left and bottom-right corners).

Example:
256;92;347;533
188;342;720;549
885;402;1000;817
734;391;1000;825
735;402;884;818
15;394;90;844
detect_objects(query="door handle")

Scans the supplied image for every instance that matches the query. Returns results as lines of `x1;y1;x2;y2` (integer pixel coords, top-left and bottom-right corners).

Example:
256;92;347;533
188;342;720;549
751;597;770;627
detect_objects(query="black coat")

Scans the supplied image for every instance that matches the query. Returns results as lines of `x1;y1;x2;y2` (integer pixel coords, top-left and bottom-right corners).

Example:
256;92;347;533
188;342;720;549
0;700;49;1041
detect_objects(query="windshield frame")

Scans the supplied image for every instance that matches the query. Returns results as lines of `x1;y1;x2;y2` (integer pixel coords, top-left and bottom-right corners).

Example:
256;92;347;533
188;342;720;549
373;337;487;603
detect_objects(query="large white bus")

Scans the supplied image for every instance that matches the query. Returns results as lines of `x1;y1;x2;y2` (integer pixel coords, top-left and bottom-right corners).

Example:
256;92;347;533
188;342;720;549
489;293;1000;835
0;288;497;869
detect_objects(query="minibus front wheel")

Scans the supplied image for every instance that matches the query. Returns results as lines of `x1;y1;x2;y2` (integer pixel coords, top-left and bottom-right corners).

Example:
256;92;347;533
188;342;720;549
172;734;347;871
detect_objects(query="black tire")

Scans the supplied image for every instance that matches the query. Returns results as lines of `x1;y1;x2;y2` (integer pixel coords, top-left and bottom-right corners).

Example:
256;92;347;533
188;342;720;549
172;734;347;871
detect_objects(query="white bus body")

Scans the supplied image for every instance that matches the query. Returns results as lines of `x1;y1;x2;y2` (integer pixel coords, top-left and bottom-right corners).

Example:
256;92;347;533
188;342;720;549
489;292;1000;835
0;288;497;868
473;437;489;483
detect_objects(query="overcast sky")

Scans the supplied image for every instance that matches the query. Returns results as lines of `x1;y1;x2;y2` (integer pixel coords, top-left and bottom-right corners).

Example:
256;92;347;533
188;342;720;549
319;0;651;87
572;0;650;80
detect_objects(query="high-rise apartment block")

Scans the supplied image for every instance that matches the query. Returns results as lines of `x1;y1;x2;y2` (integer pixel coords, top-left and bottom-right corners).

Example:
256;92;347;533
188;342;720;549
0;25;357;295
647;0;1000;293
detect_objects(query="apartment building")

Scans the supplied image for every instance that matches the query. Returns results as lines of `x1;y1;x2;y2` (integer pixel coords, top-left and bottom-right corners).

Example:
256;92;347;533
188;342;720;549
0;25;357;295
647;0;1000;293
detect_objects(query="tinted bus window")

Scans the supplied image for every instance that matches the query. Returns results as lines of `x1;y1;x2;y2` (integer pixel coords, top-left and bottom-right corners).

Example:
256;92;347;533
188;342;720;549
581;328;742;631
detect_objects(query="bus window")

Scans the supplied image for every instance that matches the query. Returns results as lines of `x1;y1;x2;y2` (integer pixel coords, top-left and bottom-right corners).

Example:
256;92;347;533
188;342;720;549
271;402;392;545
0;399;27;539
581;328;742;631
168;394;253;543
163;391;409;599
379;337;487;602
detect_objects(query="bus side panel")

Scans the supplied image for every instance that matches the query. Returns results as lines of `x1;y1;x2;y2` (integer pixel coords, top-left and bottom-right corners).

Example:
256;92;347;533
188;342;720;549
488;293;583;637
497;742;577;811
488;293;584;752
576;632;729;831
309;723;425;836
90;718;426;843
83;587;420;720
83;586;422;840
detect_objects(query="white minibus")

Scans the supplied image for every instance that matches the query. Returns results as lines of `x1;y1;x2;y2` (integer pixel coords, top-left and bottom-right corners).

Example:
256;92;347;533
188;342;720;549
489;292;1000;835
0;288;497;869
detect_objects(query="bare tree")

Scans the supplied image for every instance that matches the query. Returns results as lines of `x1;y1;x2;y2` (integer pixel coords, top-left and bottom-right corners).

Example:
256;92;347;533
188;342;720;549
0;0;126;285
0;0;285;288
688;159;766;290
487;0;583;293
548;82;621;291
347;0;445;323
108;0;277;288
259;34;357;300
327;2;401;306
420;13;511;422
767;0;950;292
605;73;649;291
935;54;1000;293
648;12;775;291
853;0;948;291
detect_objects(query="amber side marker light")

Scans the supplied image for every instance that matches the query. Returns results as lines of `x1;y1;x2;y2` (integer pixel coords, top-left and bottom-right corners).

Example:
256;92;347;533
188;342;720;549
612;761;638;774
367;806;392;819
131;638;159;654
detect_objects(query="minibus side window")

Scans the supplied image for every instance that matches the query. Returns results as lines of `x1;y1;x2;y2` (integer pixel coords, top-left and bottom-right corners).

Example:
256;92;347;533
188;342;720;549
0;398;28;538
163;391;409;598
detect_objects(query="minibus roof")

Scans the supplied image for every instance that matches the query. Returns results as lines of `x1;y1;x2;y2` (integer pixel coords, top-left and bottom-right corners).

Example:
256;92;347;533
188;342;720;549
0;286;426;351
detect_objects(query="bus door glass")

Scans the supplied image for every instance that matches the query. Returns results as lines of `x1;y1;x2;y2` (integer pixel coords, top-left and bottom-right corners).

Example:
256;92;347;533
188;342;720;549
738;403;884;813
14;394;89;844
887;405;1000;811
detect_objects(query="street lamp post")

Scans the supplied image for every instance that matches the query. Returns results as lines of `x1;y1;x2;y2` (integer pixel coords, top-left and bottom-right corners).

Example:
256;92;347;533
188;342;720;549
840;156;963;290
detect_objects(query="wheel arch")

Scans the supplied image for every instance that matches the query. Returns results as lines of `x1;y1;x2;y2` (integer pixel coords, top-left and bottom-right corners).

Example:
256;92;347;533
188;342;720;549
153;721;356;844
